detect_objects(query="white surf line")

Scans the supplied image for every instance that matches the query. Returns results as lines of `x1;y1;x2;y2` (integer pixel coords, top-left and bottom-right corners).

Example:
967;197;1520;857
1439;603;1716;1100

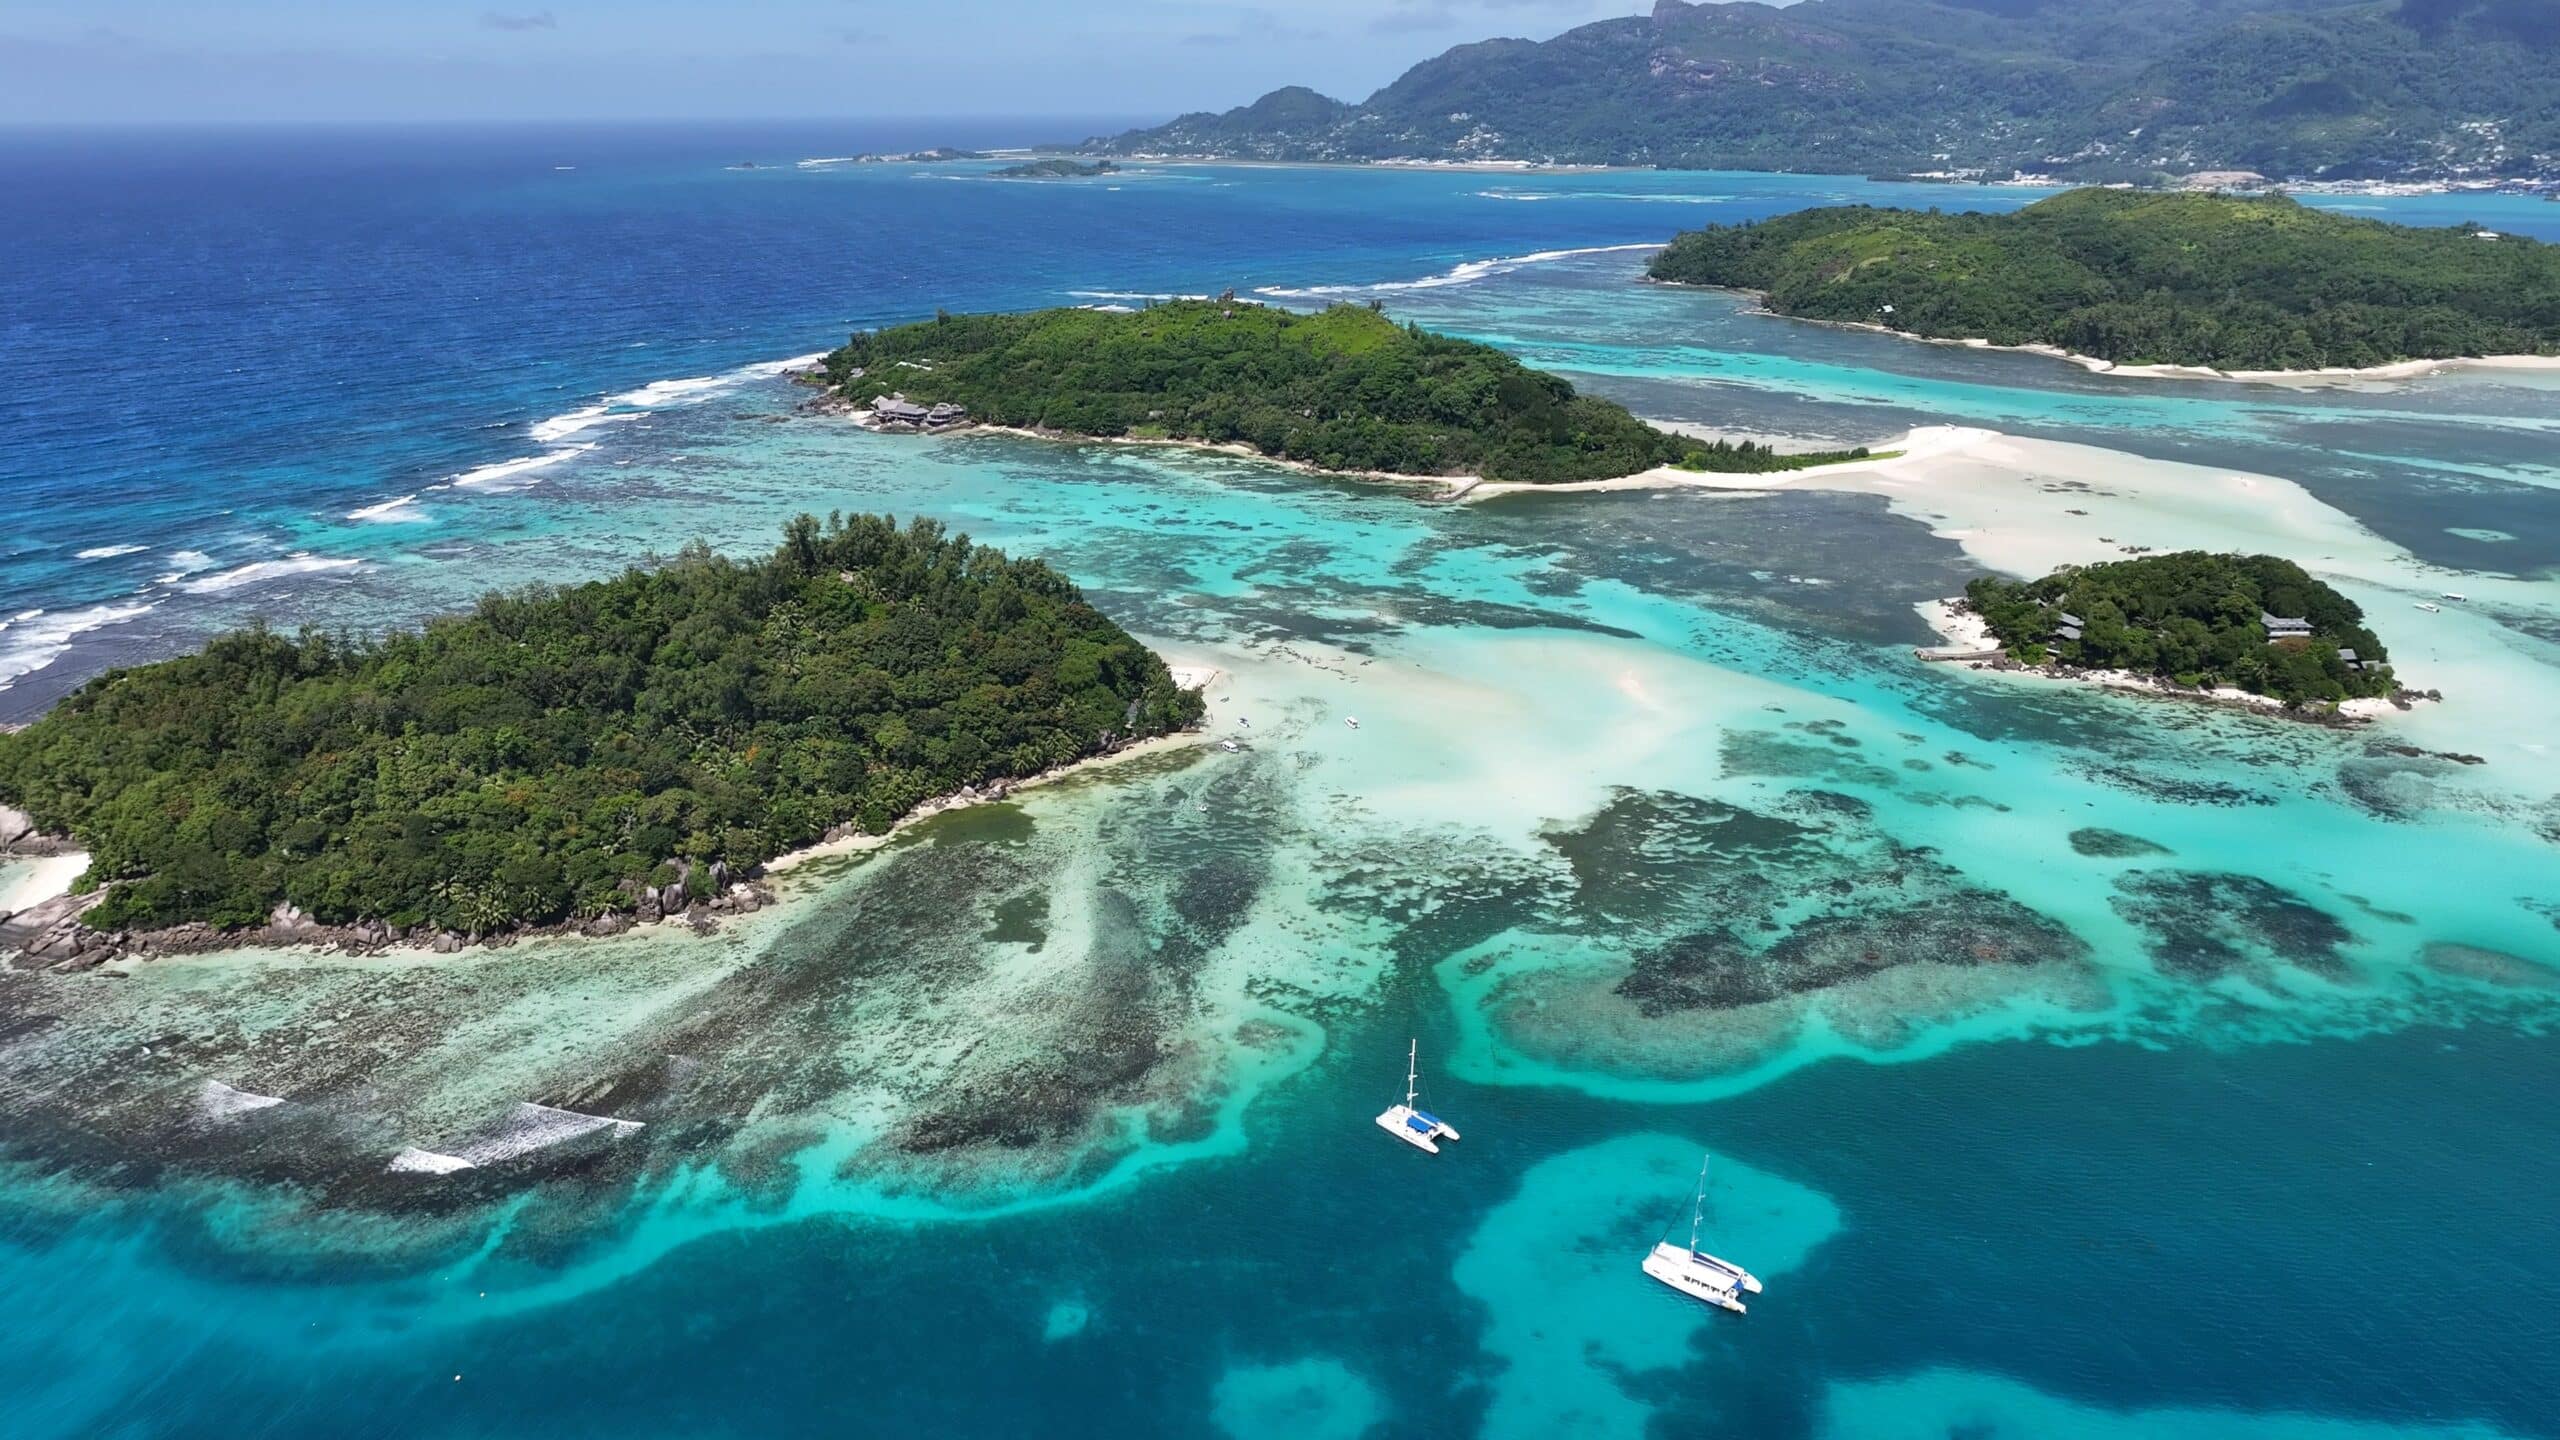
455;349;834;492
1254;242;1665;299
179;554;363;595
0;602;157;693
345;492;428;523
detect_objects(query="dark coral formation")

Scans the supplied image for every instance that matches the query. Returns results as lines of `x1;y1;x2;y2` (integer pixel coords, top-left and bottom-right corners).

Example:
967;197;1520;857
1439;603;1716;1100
1620;893;2087;1015
2110;870;2359;981
2068;828;2172;859
1540;785;2090;1018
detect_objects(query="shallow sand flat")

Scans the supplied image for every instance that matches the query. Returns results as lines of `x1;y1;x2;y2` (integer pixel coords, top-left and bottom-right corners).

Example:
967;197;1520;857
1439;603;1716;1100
1481;426;2560;783
1455;1133;1840;1440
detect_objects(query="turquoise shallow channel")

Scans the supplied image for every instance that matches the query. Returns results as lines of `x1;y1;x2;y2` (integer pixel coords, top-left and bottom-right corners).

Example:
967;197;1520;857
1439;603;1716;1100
1;125;2558;1438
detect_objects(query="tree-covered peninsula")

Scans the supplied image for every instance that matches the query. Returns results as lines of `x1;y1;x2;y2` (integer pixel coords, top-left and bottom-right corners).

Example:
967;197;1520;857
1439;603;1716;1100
1963;552;2394;706
1650;189;2560;372
821;300;1868;483
0;516;1203;937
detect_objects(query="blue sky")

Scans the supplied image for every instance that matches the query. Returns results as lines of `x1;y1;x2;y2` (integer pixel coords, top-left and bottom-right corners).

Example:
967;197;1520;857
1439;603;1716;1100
0;1;1657;125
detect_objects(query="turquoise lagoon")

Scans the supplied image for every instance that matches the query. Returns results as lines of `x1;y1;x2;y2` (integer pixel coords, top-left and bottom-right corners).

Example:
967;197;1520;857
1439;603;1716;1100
2;130;2558;1437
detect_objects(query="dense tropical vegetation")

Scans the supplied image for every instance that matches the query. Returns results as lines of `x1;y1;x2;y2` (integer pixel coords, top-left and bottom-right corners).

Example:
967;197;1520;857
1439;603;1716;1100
0;516;1202;935
1964;551;2395;704
824;301;1868;482
1095;0;2560;181
1649;189;2560;371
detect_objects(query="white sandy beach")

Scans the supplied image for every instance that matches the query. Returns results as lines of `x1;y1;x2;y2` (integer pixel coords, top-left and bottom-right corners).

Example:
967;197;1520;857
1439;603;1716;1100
1998;342;2560;388
0;852;88;914
1684;284;2560;388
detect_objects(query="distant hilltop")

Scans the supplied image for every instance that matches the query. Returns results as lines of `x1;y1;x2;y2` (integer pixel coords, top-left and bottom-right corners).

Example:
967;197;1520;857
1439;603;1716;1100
1093;0;2560;183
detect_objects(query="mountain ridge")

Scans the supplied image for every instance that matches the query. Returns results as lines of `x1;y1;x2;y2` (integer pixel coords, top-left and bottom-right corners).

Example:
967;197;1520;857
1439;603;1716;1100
1094;0;2559;181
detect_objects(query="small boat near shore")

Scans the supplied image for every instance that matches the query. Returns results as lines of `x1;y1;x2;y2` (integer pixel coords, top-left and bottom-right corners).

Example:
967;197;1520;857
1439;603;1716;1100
1641;1153;1762;1314
1376;1039;1460;1154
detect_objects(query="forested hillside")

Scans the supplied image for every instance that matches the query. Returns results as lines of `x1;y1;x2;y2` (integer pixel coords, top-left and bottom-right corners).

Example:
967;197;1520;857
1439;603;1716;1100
1097;0;2560;181
1648;189;2560;370
0;517;1201;935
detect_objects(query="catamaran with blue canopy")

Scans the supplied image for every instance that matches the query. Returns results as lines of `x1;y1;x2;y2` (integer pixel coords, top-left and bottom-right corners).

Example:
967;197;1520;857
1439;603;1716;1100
1375;1039;1460;1154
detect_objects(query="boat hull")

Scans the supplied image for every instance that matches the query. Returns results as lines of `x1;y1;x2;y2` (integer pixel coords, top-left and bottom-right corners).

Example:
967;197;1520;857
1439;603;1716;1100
1642;1242;1754;1314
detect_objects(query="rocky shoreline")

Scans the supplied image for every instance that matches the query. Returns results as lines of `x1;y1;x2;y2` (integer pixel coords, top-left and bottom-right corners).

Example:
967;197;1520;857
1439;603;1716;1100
0;802;70;857
4;853;788;975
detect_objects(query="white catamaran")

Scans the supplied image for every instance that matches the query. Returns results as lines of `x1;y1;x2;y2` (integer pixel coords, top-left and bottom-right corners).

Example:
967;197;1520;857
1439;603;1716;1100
1375;1039;1460;1154
1641;1153;1763;1314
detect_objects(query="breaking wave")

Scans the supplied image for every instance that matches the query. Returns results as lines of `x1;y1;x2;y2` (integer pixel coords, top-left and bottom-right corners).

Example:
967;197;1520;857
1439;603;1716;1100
449;445;595;490
345;493;428;523
523;351;829;450
153;551;215;583
1475;188;1739;205
0;602;156;692
1254;243;1661;299
180;554;363;595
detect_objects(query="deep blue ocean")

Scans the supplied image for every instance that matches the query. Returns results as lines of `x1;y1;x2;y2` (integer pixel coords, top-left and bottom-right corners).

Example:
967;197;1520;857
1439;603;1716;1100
4;124;2560;1440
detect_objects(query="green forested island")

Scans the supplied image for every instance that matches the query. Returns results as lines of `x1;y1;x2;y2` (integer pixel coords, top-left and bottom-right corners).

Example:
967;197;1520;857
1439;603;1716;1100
0;516;1202;936
992;158;1119;179
1648;189;2560;371
1096;0;2560;182
822;301;1868;483
1964;552;2395;705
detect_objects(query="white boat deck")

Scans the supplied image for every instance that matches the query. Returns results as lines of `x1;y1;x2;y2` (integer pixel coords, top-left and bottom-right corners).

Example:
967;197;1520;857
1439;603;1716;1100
1643;1242;1753;1313
1376;1103;1455;1153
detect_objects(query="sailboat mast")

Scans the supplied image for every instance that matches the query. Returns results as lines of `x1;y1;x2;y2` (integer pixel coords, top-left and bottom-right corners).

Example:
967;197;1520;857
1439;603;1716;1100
1405;1039;1419;1109
1689;1154;1710;1254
